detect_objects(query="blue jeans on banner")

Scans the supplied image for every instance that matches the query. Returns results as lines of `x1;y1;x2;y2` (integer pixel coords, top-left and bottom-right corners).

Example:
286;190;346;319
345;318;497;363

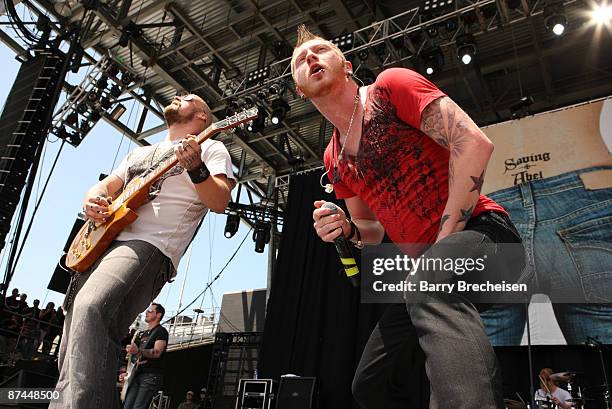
123;371;163;409
480;166;612;345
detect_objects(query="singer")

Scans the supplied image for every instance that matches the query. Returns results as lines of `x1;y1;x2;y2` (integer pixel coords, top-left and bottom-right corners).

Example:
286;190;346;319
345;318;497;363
293;25;525;408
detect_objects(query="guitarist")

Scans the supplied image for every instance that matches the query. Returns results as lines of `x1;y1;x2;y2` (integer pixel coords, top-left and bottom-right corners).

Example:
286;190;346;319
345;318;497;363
50;94;235;409
123;303;168;409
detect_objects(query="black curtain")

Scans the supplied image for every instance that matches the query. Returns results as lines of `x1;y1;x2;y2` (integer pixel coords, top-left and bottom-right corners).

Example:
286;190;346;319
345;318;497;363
258;173;428;409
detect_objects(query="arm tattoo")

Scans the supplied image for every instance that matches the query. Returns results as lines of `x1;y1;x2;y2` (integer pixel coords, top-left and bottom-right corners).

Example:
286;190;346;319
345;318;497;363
469;170;485;193
458;205;474;224
439;214;450;232
421;97;473;186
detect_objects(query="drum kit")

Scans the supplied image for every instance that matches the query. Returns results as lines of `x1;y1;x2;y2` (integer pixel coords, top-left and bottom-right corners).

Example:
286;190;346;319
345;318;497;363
505;371;611;409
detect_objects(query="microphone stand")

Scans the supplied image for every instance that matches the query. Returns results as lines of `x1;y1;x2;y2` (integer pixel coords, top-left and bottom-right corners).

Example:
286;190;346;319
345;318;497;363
588;337;610;409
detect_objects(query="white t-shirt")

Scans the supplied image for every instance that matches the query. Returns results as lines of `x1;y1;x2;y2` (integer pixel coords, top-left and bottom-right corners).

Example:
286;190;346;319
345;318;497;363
111;138;235;272
535;387;573;406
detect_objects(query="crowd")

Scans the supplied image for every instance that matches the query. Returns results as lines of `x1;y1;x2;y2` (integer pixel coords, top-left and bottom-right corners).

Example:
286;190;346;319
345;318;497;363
0;286;65;363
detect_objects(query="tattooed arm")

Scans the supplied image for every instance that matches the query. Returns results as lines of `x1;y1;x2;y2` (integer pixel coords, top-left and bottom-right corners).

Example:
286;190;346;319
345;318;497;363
420;96;493;242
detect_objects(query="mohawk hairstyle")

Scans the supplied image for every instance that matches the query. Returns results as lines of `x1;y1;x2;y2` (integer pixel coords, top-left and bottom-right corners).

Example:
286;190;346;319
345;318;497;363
295;24;324;48
291;25;346;79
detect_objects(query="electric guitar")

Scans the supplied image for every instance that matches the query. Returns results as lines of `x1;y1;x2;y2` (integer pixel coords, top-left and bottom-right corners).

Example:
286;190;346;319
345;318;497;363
66;107;258;273
120;330;142;402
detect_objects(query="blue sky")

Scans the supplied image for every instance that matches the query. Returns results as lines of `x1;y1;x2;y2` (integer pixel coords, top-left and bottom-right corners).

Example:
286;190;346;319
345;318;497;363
0;42;268;320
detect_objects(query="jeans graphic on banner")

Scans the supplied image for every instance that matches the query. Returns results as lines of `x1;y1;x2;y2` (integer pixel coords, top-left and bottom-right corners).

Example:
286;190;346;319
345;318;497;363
480;166;612;345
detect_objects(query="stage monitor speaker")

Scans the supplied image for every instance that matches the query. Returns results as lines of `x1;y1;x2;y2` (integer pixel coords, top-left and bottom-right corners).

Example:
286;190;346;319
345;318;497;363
0;369;57;409
236;379;276;409
276;377;317;409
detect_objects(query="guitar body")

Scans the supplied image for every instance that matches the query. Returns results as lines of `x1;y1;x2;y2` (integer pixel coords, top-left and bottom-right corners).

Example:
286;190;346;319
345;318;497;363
121;331;142;402
65;108;258;273
66;179;150;273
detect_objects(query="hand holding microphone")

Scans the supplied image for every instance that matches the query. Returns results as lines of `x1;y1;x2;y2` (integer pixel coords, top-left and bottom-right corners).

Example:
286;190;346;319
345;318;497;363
313;201;360;286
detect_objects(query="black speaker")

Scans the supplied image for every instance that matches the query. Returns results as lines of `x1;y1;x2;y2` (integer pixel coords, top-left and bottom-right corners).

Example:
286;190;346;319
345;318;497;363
47;217;85;294
0;369;57;409
276;377;317;409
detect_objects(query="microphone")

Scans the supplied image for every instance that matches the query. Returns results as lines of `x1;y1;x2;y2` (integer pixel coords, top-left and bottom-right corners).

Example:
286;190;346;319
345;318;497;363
322;202;360;287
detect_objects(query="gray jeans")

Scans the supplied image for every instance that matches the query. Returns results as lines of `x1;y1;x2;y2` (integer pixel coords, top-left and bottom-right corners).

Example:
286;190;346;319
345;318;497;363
50;240;171;409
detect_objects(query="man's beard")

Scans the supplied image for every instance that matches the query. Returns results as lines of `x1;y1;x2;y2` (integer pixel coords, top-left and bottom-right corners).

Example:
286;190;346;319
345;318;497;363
164;105;197;126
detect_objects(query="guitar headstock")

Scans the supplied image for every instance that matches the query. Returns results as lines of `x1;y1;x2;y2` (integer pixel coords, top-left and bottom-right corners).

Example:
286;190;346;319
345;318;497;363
213;107;259;131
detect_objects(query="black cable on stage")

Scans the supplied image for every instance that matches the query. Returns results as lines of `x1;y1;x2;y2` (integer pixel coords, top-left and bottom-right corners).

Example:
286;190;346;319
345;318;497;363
162;228;252;326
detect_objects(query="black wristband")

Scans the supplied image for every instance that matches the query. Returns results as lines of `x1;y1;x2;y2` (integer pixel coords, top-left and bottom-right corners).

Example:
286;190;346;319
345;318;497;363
347;219;356;240
187;162;210;184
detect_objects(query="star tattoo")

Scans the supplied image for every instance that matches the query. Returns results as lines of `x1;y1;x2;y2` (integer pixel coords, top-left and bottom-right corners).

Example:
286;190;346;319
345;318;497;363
458;205;474;224
470;171;485;193
439;214;450;232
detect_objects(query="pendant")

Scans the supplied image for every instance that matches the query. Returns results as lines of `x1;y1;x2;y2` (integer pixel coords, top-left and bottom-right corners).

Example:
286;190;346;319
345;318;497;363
332;166;340;184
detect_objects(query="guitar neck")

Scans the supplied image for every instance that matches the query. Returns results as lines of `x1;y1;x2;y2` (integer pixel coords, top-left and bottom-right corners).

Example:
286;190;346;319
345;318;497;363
111;126;220;211
143;125;219;186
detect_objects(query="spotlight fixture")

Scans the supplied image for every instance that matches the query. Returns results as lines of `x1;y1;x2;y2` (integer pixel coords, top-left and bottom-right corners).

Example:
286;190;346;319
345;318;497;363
224;212;240;238
66;112;78;126
246;66;270;85
591;2;612;25
270;98;291;125
544;3;567;36
247;107;267;133
330;33;354;51
80;120;91;133
100;96;112;110
110;104;127;120
253;222;271;253
426;24;439;38
120;71;133;85
256;88;268;100
228;99;242;112
423;0;455;14
373;43;387;59
421;47;444;76
243;94;258;107
358;49;369;62
456;35;477;65
110;84;122;98
96;75;108;89
268;82;285;96
510;96;535;119
107;64;119;77
77;102;87;114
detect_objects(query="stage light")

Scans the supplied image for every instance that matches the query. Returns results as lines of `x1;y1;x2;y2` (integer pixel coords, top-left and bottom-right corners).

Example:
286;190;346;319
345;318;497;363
100;96;112;110
66;112;78;125
252;222;271;253
591;2;612;24
330;33;354;51
228;99;243;112
426;25;439;38
247;107;267;133
80;120;91;133
77;102;87;114
510;96;534;119
243;94;258;107
107;64;119;77
110;84;122;98
456;36;477;65
120;71;133;85
421;47;444;76
358;49;369;62
268;82;285;96
96;75;108;89
224;212;240;238
271;98;290;125
373;43;387;59
544;4;567;36
246;66;270;85
90;111;101;122
256;88;268;100
445;18;459;32
110;104;126;120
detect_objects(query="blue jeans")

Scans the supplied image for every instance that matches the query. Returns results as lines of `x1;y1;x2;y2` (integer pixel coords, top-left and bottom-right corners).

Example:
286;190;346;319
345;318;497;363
480;166;612;345
123;371;163;409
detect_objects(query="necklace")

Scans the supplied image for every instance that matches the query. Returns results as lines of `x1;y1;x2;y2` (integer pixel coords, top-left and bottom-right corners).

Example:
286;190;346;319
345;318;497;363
337;92;361;162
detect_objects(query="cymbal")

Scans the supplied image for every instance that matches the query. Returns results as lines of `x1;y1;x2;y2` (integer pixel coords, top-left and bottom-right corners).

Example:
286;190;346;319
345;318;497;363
504;399;527;409
567;397;595;402
550;371;577;382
